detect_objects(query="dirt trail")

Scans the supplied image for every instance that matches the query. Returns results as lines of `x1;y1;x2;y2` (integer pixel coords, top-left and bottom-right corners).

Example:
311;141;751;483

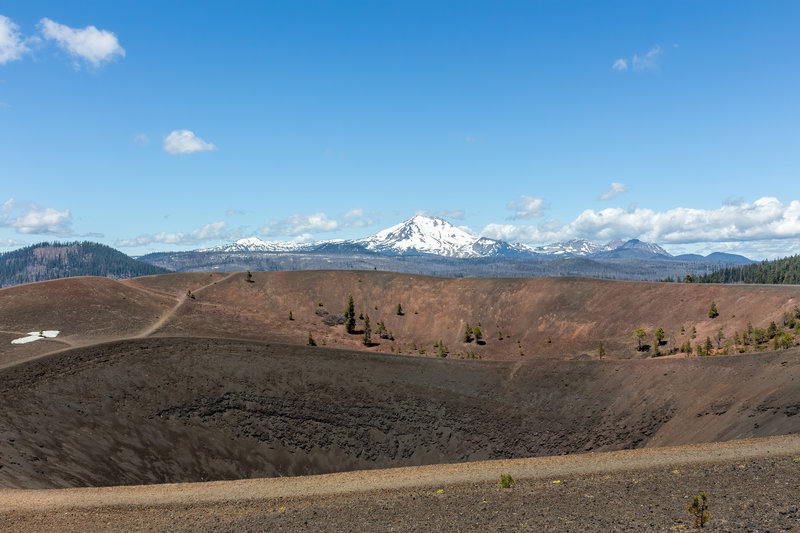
0;434;797;512
135;272;237;338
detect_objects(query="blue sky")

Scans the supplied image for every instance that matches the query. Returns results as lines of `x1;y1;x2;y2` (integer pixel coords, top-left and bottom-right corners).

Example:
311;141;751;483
1;1;799;258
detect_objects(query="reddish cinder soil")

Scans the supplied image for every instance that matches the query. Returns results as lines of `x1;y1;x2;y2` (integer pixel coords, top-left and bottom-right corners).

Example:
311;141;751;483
132;271;800;359
2;271;798;367
0;272;799;531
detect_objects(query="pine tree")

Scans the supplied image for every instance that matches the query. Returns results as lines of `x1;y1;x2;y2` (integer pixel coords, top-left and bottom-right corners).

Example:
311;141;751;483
715;328;724;349
464;323;473;343
708;301;719;319
344;294;356;333
632;328;646;350
362;313;372;345
473;325;483;342
396;303;404;316
307;333;317;346
598;342;605;359
687;492;709;528
655;327;665;346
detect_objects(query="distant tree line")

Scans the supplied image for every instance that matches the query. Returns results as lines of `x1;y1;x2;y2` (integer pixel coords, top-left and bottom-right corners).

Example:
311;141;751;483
698;255;800;284
0;241;171;287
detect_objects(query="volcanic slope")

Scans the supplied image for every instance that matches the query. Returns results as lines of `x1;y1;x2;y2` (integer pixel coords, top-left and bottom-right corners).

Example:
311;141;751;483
0;273;229;368
1;337;799;489
125;270;800;358
1;271;799;367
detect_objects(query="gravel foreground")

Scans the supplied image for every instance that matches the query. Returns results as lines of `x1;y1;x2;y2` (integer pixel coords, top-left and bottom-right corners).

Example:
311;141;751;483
2;435;799;532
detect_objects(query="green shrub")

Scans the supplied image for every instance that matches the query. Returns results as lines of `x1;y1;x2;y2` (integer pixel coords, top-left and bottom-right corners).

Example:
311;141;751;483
687;492;709;528
498;473;515;488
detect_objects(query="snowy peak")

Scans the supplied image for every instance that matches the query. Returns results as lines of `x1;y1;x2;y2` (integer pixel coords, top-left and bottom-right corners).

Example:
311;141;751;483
199;237;312;253
194;216;694;261
532;239;610;257
618;239;670;256
593;239;672;259
358;215;482;257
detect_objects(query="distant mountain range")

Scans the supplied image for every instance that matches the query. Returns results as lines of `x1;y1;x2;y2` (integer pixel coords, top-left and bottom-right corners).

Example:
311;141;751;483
196;215;751;263
136;215;754;281
0;217;758;289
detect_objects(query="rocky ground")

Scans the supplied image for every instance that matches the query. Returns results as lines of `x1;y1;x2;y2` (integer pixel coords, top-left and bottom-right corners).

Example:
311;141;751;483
2;436;799;532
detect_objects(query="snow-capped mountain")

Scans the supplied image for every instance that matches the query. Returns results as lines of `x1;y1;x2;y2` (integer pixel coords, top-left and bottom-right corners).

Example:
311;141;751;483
199;237;314;253
532;239;612;257
356;215;489;258
594;239;671;259
194;215;679;260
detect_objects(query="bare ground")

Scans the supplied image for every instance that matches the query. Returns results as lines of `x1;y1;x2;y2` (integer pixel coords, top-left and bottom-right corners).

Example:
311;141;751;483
1;273;800;531
1;337;799;489
1;435;799;532
2;272;799;368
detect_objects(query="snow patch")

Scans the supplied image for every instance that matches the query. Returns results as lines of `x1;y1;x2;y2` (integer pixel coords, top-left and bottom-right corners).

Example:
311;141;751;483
11;330;60;344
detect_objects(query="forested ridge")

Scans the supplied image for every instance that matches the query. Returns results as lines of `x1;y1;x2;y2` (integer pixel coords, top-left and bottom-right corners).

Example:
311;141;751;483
698;255;800;284
0;241;170;287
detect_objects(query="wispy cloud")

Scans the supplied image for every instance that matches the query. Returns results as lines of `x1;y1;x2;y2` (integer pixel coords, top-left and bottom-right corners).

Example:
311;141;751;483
613;45;664;72
599;182;627;201
482;197;800;248
0;15;31;64
611;58;627;71
1;198;73;236
262;212;339;237
507;195;547;219
0;238;25;247
39;18;125;68
633;45;662;71
414;209;466;221
132;133;150;146
164;130;217;155
341;208;375;228
262;209;376;238
116;221;234;247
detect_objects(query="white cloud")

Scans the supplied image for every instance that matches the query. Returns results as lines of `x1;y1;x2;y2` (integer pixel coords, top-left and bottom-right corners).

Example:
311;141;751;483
613;45;665;73
261;209;377;237
0;15;30;64
413;208;466;221
116;221;233;247
611;58;628;71
291;233;314;244
437;209;466;220
341;208;375;228
262;212;339;236
599;182;627;201
507;195;547;219
164;130;217;155
632;45;662;71
39;18;125;67
0;238;25;247
132;133;150;146
1;198;72;236
482;197;800;250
